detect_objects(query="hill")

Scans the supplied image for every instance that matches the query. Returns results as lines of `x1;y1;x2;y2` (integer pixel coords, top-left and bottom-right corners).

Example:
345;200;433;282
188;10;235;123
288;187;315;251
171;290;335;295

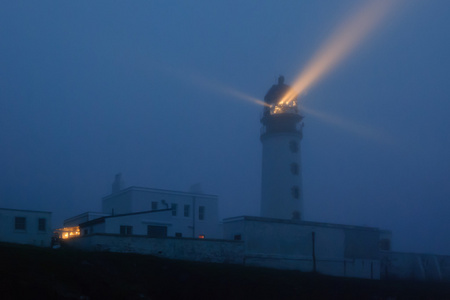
1;242;449;299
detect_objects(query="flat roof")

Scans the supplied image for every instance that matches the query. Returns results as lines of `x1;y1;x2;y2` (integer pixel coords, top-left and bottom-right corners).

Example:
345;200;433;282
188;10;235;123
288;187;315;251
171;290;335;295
102;186;218;200
0;207;52;214
223;215;384;232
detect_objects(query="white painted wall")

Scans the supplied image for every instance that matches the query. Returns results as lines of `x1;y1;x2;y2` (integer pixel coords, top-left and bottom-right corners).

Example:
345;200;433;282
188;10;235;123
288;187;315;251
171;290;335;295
0;208;52;247
100;187;220;238
224;216;382;279
261;129;303;220
67;234;245;264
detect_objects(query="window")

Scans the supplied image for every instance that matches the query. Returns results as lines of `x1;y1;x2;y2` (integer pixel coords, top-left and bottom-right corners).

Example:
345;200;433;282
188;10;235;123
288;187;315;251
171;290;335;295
84;229;89;235
379;239;391;251
38;218;46;231
175;232;182;238
234;234;242;241
290;163;299;175
198;206;205;220
15;217;26;230
171;203;177;216
292;186;299;199
184;205;190;217
151;201;158;210
289;140;298;153
147;225;167;238
120;225;133;235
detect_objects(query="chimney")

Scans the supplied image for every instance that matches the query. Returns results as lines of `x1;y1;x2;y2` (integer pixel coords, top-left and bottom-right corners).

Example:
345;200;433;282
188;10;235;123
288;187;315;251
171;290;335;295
112;173;124;194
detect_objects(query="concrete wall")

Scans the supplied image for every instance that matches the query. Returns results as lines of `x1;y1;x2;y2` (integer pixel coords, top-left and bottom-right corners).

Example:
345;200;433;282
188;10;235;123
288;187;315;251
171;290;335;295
66;233;244;265
0;208;52;247
224;216;382;279
82;209;220;239
261;132;303;220
101;187;221;238
381;251;450;281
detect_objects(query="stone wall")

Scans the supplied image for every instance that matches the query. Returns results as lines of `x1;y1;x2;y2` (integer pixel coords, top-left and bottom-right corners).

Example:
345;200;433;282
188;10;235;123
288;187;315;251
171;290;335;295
66;233;244;265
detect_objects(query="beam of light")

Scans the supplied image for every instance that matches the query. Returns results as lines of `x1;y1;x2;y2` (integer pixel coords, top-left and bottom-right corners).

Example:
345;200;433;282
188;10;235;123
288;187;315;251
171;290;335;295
302;106;394;145
280;0;400;105
160;65;269;107
189;73;269;107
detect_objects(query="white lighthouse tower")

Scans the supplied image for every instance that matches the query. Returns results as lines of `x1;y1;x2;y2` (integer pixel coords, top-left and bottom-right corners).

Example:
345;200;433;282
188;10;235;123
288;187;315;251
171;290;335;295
260;76;304;220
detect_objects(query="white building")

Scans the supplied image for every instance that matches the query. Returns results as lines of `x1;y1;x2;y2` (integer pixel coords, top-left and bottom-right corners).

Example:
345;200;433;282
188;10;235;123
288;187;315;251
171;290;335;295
63;177;221;239
100;185;220;238
0;208;52;247
223;216;391;279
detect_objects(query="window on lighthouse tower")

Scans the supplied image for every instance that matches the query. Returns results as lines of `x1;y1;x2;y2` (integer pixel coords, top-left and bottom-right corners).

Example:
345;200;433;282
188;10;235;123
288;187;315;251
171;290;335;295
290;163;299;175
289;141;298;153
292;186;300;199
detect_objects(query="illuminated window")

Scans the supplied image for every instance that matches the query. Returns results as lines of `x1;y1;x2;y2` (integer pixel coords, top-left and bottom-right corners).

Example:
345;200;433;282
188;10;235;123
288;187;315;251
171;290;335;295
38;218;46;231
198;234;205;239
184;205;190;217
120;225;133;235
151;201;158;210
15;217;26;230
171;203;177;216
289;140;298;153
292;186;299;199
198;206;205;220
290;163;299;175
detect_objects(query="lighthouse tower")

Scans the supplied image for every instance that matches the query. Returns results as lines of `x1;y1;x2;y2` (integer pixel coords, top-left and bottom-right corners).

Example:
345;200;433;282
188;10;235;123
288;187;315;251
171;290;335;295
260;76;304;220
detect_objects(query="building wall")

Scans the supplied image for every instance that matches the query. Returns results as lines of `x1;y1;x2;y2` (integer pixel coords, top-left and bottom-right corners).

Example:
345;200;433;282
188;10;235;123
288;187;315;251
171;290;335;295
66;233;245;265
0;208;52;247
101;187;220;238
261;132;303;220
102;190;133;215
82;209;220;239
224;216;382;279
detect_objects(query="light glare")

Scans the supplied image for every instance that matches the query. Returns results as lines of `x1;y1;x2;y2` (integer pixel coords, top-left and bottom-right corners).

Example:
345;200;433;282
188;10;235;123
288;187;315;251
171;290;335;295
280;0;399;105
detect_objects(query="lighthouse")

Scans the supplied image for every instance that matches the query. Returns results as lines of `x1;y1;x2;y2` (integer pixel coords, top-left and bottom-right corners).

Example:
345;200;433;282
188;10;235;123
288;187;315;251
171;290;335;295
260;76;304;220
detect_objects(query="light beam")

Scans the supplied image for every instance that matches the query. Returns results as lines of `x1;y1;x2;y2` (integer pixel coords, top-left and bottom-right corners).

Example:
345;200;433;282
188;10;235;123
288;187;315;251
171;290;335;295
161;65;269;107
280;0;400;105
302;106;394;144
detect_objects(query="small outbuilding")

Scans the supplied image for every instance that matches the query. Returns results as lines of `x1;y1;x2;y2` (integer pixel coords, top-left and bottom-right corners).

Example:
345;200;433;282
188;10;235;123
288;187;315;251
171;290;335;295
0;208;52;247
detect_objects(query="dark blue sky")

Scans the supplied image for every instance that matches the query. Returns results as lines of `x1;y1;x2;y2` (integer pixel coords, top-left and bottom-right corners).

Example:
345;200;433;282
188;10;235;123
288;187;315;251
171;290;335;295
1;0;450;255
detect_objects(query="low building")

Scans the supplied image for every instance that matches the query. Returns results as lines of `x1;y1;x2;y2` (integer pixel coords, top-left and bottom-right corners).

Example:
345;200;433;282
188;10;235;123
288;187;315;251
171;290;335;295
79;209;215;239
99;184;220;239
62;175;221;239
223;216;391;279
0;208;52;247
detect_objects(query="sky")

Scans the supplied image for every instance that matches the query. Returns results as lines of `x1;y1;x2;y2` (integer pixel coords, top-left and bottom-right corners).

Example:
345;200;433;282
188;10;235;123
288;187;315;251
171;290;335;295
1;0;450;255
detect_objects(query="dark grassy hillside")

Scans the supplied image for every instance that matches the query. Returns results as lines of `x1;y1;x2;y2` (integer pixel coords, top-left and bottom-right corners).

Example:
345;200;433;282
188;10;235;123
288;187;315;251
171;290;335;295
1;242;449;300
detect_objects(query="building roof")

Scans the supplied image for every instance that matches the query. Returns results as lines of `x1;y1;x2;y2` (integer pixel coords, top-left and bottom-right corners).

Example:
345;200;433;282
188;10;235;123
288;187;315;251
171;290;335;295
102;186;218;200
0;207;52;214
223;215;386;232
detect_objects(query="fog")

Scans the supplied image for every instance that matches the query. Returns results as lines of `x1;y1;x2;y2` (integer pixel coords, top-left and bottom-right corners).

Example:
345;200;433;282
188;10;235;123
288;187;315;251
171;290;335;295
1;0;450;255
